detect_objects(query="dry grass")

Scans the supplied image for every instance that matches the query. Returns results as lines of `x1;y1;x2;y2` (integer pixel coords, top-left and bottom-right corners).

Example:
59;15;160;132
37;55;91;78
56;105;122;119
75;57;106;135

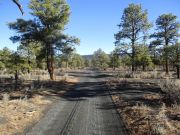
151;104;180;135
20;73;79;83
0;93;52;135
108;79;180;135
62;75;79;83
116;71;175;79
143;93;162;100
0;71;78;134
113;97;180;135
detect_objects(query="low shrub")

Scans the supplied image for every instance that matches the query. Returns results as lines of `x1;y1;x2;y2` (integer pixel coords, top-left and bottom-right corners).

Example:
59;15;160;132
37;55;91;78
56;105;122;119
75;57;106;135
159;79;180;104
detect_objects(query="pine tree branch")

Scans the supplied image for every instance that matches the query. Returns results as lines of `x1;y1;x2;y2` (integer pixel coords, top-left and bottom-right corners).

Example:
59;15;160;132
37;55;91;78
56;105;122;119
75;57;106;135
12;0;24;15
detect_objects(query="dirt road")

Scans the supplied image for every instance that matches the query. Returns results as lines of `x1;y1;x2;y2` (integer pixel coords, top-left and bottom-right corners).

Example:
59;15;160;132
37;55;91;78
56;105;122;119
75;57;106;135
25;71;128;135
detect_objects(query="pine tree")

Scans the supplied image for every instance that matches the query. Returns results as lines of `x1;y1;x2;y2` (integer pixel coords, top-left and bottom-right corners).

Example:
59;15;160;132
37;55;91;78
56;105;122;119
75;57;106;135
151;13;180;75
115;4;151;72
9;0;79;80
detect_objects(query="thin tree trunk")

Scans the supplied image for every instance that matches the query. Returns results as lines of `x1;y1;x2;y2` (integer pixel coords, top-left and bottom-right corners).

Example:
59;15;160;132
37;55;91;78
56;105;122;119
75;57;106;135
113;54;115;71
27;49;31;74
14;70;18;90
165;58;169;75
177;66;180;79
132;43;135;72
165;41;169;75
28;59;31;74
176;44;179;79
131;24;136;72
50;47;54;80
143;65;145;71
164;32;170;75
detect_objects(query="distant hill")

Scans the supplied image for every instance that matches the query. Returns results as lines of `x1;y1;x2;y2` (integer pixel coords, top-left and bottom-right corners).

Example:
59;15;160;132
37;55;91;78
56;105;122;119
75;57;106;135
82;55;93;60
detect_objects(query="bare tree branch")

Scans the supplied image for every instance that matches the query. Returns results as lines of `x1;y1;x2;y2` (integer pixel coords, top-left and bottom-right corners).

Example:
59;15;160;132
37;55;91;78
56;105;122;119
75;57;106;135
12;0;24;15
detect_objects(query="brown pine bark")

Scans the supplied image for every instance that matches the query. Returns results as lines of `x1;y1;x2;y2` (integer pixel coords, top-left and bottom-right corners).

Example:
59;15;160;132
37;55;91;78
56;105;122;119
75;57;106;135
132;40;135;72
177;66;180;79
46;44;54;80
165;39;169;75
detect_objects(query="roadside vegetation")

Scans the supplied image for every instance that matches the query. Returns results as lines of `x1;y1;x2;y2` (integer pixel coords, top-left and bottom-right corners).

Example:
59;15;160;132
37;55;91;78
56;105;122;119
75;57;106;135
106;78;180;135
0;93;52;134
106;3;180;135
0;0;80;134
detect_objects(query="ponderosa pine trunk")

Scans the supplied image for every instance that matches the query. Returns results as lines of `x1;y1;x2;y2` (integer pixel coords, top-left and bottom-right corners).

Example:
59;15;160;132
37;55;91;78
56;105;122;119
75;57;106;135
176;45;180;79
27;49;31;74
46;44;54;80
14;70;18;90
143;65;145;71
165;40;169;75
165;58;169;75
132;40;135;72
50;46;54;80
177;66;180;79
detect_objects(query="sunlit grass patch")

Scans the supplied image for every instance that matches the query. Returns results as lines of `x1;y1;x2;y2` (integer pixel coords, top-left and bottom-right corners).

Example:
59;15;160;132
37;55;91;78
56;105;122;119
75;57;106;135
0;94;52;135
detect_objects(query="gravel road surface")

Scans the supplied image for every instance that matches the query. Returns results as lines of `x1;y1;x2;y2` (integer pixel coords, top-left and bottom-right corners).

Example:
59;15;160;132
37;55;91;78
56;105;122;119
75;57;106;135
25;71;128;135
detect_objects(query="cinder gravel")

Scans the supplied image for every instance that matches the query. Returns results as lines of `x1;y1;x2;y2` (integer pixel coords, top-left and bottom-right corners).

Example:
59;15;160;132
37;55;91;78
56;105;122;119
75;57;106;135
25;71;128;135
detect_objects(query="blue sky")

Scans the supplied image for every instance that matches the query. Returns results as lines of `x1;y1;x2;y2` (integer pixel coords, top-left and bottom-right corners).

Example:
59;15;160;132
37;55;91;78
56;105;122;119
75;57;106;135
0;0;179;55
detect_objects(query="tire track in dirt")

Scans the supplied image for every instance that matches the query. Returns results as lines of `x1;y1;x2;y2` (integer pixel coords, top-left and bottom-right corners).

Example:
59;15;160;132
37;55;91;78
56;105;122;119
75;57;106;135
25;70;128;135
